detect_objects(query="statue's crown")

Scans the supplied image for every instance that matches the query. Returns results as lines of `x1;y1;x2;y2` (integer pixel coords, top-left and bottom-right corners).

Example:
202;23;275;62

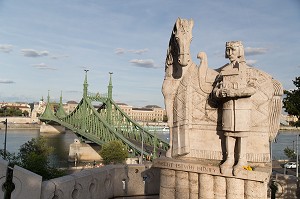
226;41;243;48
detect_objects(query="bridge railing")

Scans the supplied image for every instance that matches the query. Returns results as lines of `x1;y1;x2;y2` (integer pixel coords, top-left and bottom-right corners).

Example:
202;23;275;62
0;158;160;199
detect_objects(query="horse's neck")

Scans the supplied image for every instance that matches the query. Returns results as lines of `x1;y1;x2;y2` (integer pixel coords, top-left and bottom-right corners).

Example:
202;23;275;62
172;60;192;80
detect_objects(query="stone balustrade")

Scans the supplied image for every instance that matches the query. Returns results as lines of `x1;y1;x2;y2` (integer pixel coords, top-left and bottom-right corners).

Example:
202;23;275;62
0;158;160;199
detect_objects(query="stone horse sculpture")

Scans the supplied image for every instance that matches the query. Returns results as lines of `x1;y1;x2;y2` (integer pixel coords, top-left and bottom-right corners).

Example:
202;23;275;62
162;18;218;157
162;18;283;173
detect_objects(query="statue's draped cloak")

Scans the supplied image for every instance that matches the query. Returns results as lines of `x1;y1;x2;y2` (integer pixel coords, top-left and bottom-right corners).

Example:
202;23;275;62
171;63;282;162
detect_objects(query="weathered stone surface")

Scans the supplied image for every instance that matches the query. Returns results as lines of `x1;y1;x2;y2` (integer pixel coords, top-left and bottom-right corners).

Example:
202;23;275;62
162;18;283;167
244;180;267;199
0;158;8;198
175;171;189;199
159;169;175;199
214;176;226;199
11;165;42;199
188;172;198;199
199;174;214;199
226;178;244;199
153;157;270;182
158;17;283;199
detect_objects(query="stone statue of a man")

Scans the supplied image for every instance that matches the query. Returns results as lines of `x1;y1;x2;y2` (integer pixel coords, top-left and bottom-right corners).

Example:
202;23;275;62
213;41;256;175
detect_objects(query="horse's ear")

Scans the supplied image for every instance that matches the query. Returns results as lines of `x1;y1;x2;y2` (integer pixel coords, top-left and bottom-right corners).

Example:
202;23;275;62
176;18;181;28
189;19;194;29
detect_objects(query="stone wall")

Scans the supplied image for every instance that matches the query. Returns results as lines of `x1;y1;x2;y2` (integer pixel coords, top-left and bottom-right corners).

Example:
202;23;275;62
0;117;40;125
0;158;160;199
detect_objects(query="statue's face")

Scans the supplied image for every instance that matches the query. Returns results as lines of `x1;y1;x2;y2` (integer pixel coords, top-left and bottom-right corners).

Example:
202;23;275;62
226;46;239;62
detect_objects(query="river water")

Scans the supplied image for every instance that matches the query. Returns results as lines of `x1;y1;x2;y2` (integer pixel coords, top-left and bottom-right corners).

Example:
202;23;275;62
0;129;298;167
0;129;78;167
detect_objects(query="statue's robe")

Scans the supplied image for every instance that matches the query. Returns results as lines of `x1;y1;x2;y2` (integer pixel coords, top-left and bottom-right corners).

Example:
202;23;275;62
171;62;282;163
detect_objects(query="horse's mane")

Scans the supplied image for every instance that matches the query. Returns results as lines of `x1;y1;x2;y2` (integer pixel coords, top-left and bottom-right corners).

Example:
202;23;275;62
164;25;176;77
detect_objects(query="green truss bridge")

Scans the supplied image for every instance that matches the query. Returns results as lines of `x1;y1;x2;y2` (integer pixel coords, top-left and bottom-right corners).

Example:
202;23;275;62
39;72;169;158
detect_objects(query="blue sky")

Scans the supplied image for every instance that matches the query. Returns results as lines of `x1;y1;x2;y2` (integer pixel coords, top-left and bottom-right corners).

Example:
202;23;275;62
0;0;299;108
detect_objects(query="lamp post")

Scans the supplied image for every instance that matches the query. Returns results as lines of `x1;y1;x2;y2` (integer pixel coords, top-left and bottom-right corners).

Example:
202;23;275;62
297;134;299;179
2;118;7;159
140;127;144;164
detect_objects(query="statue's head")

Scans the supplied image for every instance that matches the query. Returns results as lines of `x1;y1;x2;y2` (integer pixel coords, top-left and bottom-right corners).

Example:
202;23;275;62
171;18;194;66
225;41;245;63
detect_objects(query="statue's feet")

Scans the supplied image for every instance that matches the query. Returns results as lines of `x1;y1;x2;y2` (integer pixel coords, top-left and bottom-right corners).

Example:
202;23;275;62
220;158;234;175
166;149;172;157
233;160;248;176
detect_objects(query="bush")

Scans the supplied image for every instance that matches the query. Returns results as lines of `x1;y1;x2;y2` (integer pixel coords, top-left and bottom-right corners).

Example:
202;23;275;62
1;137;65;180
18;137;65;180
284;146;297;160
99;140;128;165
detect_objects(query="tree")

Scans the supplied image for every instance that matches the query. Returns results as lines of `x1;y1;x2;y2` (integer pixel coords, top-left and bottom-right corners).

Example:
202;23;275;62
99;140;128;165
17;137;65;180
0;137;65;180
23;110;29;117
163;115;168;122
283;76;300;127
284;146;297;159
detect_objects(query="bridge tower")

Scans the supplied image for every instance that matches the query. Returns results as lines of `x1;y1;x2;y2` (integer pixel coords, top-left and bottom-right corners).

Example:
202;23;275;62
39;71;170;157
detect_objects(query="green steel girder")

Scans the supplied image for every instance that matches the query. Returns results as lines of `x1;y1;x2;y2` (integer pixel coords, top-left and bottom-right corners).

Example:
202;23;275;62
39;73;169;157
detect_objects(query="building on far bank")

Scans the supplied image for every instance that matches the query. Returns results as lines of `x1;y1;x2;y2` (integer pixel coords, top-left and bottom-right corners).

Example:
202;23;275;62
117;103;165;122
0;102;32;116
1;100;165;124
281;114;299;125
31;99;79;119
64;101;78;114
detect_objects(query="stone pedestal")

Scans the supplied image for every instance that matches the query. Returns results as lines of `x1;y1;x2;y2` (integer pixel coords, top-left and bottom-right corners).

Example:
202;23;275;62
68;139;102;162
154;157;271;199
40;123;65;133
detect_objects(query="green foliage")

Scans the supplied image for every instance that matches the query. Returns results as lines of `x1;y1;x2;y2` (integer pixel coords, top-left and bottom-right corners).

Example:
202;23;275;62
0;107;23;117
0;137;65;180
163;115;168;122
0;150;19;166
23;110;29;117
100;140;128;165
284;146;297;159
283;76;300;127
18;137;65;180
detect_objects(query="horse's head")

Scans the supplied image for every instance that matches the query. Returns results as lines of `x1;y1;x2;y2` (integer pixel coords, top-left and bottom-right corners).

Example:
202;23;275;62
171;18;194;66
164;18;194;79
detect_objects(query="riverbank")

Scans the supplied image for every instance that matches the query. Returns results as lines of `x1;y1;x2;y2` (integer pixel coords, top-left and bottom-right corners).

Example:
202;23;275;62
0;123;40;130
279;126;299;131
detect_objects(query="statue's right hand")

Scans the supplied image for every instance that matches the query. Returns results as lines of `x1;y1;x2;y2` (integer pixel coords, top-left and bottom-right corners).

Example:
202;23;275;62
221;88;228;97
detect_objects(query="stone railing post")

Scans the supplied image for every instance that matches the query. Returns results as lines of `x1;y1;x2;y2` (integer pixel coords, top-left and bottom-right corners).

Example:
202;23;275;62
11;165;42;199
0;158;8;198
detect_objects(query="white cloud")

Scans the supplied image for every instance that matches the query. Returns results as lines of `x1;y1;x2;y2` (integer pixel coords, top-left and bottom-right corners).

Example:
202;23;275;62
129;59;156;68
32;63;57;70
115;48;148;55
50;55;69;59
21;49;49;57
128;49;148;54
244;47;268;56
0;44;13;53
246;59;258;65
115;48;126;55
0;79;15;84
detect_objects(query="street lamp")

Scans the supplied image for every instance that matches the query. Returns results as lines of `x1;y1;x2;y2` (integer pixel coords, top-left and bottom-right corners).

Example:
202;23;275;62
297;134;299;179
1;118;7;159
140;125;144;164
